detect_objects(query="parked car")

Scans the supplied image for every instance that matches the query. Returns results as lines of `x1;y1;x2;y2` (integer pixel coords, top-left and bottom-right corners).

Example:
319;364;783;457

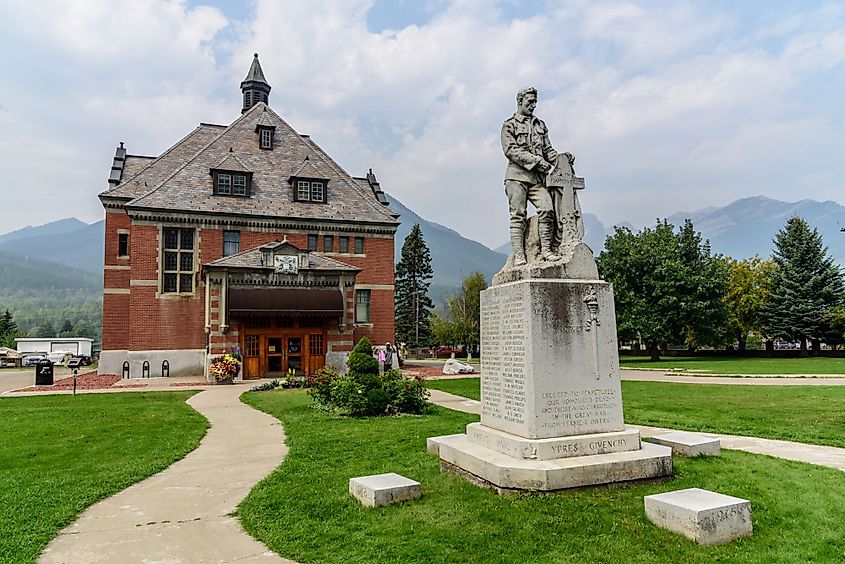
47;352;72;365
435;346;464;358
22;354;46;366
0;359;16;368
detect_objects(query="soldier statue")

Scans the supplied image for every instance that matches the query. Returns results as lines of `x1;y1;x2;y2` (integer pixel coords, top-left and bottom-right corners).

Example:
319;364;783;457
502;87;581;267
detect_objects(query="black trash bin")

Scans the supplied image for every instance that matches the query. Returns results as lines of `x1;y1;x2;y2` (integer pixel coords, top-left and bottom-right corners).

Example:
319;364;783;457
36;359;54;386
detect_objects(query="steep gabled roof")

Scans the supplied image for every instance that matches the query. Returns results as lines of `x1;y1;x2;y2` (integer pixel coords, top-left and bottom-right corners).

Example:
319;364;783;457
288;156;327;180
212;153;251;173
101;123;226;200
123;103;397;225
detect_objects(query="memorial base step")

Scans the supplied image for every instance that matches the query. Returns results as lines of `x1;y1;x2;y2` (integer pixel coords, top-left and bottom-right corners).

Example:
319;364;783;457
434;433;673;492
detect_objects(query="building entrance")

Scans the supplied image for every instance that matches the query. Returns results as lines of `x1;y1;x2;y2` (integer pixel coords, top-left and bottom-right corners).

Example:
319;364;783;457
239;317;326;379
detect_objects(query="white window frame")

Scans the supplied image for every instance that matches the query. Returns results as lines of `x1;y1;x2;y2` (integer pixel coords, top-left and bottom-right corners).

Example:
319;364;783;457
260;128;272;149
217;173;232;195
311;181;325;202
233;174;247;196
297;180;310;201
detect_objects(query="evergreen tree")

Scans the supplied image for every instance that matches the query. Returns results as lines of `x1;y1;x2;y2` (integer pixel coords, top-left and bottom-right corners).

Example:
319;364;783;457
0;309;17;348
59;319;74;336
0;309;16;336
394;224;435;347
761;216;845;355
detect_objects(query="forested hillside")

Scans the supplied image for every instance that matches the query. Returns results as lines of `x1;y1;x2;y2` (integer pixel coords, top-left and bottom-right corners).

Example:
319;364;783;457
0;251;101;340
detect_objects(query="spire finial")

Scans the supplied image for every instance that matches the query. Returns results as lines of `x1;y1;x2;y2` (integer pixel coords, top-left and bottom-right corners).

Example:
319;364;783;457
240;53;271;113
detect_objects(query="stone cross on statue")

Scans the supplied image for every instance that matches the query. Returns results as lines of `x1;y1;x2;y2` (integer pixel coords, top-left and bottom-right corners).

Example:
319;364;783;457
546;154;586;256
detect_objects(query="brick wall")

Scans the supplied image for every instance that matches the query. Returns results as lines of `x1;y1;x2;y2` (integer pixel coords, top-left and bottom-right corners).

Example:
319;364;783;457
102;221;395;354
101;210;131;349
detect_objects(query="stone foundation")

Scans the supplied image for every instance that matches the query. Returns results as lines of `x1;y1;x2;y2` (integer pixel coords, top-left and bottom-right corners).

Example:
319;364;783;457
99;349;205;378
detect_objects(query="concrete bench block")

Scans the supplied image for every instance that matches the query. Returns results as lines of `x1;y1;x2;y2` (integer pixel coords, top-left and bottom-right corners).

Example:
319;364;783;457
349;473;421;508
650;431;720;457
644;488;752;545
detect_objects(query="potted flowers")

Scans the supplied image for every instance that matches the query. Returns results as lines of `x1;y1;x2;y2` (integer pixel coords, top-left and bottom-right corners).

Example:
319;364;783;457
209;353;241;384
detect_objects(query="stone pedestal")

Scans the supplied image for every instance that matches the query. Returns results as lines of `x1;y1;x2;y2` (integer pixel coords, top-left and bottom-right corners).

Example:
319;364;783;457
651;432;721;457
644;488;752;545
349;473;421;508
430;276;672;491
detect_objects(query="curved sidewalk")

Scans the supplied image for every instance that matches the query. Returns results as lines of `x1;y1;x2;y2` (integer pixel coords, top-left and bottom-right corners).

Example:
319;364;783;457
41;385;295;563
428;389;845;473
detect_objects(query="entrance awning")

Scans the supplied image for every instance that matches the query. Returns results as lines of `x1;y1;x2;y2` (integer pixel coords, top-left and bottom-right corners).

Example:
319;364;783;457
228;288;344;317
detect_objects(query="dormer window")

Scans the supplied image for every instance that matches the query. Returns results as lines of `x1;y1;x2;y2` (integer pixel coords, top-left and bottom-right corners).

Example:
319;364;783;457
291;177;328;203
212;170;252;197
256;124;276;150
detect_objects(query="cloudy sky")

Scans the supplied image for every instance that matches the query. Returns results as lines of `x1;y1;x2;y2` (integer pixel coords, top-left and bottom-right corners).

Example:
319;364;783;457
1;0;843;248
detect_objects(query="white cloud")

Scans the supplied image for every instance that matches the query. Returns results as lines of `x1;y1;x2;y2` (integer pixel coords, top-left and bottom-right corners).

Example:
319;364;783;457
0;0;843;248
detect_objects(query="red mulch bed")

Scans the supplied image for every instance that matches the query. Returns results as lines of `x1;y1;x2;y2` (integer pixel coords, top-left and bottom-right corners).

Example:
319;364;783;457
11;372;120;393
170;381;215;387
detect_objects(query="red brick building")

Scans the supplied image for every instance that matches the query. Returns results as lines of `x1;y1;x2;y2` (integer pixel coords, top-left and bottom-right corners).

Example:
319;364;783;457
98;55;398;379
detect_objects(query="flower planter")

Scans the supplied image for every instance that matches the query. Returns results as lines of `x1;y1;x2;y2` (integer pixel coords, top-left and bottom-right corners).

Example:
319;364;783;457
208;354;242;385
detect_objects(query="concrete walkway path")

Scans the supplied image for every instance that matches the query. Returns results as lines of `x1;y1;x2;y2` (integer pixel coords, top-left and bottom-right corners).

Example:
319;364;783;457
40;385;295;563
427;389;845;473
621;369;845;385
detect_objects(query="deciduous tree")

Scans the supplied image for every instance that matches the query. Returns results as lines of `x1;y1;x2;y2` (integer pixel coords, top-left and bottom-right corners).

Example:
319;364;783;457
597;219;728;360
394;224;435;347
725;257;774;351
445;272;487;349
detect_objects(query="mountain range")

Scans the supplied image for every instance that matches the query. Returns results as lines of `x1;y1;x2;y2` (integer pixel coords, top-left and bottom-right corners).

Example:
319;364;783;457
0;195;843;307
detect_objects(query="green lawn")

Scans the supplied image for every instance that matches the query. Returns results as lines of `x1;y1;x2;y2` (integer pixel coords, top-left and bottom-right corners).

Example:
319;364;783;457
0;392;208;563
426;378;845;447
619;355;845;374
239;390;845;563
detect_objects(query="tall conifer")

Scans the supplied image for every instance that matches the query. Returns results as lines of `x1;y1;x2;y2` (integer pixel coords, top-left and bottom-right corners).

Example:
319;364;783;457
761;216;844;355
394;224;434;347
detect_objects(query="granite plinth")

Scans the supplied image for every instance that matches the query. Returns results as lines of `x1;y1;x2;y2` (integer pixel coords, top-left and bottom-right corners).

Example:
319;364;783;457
650;432;721;457
644;488;752;545
436;433;672;491
349;473;421;508
479;279;623;439
466;423;640;460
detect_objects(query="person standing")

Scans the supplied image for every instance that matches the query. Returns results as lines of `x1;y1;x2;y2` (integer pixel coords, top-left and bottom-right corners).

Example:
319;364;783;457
384;342;393;369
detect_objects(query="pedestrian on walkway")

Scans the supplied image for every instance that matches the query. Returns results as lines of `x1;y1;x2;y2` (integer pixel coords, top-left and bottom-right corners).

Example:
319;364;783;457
377;347;386;375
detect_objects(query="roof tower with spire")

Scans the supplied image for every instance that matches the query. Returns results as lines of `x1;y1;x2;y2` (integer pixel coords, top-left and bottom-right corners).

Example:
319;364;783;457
241;53;271;114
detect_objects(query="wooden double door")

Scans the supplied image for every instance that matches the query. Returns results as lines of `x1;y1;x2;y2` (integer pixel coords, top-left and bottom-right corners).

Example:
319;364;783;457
242;330;325;380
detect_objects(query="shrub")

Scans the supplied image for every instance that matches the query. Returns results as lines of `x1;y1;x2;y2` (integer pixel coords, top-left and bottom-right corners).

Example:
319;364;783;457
249;379;281;392
307;338;429;416
347;337;378;375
